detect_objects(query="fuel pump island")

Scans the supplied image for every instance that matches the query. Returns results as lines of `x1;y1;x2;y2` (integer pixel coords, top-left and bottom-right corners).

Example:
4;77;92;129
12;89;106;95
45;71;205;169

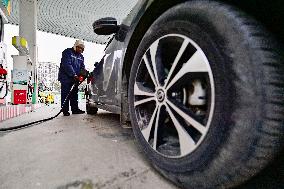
0;0;44;125
11;36;34;104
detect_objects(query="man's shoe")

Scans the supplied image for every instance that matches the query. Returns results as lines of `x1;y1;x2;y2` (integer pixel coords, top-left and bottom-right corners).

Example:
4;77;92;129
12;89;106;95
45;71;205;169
72;109;85;114
63;111;70;116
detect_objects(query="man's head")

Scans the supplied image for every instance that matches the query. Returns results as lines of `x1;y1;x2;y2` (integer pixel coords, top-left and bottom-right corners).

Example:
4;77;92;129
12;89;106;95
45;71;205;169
73;40;85;54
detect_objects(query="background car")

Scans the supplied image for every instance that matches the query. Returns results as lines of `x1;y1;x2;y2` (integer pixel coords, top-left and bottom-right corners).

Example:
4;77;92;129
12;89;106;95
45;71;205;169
86;0;284;188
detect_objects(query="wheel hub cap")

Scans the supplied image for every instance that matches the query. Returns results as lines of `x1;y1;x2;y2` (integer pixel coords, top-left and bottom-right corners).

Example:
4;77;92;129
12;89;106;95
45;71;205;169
156;89;165;102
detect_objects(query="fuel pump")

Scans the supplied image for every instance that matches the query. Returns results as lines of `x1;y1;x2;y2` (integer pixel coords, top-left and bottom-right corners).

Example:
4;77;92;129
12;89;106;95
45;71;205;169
11;36;33;104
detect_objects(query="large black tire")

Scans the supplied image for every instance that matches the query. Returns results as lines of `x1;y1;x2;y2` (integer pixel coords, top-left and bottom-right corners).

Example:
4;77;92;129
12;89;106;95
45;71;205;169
128;1;284;188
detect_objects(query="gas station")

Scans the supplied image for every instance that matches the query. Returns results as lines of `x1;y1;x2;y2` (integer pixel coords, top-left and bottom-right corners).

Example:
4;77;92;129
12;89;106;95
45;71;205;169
0;0;137;120
0;0;283;188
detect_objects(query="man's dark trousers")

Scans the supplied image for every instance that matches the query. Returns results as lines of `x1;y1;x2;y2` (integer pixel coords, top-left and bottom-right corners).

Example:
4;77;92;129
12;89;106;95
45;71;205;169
61;81;79;112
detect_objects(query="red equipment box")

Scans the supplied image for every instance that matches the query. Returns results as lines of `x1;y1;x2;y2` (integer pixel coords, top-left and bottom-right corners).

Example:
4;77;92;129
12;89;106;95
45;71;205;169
14;90;27;104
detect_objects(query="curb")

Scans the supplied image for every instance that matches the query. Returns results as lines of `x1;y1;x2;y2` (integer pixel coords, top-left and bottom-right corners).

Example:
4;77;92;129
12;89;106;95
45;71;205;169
0;104;44;122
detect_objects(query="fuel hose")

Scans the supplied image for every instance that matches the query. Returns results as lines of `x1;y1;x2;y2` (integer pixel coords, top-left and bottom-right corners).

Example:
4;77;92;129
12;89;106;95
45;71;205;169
0;83;78;132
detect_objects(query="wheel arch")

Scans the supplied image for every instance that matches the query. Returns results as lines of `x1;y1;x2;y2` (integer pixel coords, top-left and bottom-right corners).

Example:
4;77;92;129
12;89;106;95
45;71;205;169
122;0;184;83
122;0;284;87
120;0;184;122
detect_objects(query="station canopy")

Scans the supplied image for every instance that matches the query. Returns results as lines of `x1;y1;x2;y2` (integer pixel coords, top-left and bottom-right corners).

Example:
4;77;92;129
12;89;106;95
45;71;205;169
5;0;139;44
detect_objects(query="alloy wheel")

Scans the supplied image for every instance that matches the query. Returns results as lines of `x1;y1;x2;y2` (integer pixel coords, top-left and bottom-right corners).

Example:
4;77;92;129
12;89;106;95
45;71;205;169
133;34;215;158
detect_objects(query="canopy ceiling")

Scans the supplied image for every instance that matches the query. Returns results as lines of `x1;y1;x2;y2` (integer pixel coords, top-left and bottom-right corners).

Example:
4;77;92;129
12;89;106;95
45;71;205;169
5;0;139;44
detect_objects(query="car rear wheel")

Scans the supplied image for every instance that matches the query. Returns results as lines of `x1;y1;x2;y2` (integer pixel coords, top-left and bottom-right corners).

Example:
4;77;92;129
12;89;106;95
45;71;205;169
128;1;284;188
86;104;98;115
86;100;98;115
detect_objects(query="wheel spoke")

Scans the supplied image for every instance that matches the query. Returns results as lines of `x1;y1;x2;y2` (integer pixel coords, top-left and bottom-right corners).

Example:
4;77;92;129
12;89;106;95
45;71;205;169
165;104;196;156
134;82;155;97
141;105;159;142
153;105;161;150
143;55;158;87
149;40;161;86
164;38;190;88
135;34;214;158
166;99;207;134
166;50;209;90
134;96;156;107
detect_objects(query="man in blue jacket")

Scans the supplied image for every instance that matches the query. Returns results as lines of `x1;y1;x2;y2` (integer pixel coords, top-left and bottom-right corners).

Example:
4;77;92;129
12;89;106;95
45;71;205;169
58;40;86;116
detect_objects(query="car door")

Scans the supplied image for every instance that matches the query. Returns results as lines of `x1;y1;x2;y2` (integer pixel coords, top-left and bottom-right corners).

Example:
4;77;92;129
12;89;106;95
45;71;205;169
92;35;123;106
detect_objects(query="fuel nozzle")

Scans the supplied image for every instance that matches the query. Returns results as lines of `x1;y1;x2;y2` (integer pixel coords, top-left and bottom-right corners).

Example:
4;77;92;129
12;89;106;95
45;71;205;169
78;69;90;82
78;75;84;82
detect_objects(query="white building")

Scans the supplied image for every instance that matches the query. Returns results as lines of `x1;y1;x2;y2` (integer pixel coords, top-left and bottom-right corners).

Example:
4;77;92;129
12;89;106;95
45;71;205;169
37;62;59;92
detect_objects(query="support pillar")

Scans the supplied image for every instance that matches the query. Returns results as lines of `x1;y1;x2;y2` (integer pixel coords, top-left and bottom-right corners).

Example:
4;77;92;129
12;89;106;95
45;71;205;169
19;0;38;104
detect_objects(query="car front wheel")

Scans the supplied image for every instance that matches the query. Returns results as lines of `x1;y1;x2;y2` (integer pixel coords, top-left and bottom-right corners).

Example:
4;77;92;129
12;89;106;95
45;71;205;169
128;1;284;188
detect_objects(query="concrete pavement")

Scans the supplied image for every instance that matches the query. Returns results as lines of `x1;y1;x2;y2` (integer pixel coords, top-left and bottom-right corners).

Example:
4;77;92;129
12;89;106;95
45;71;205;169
0;103;178;189
0;103;283;189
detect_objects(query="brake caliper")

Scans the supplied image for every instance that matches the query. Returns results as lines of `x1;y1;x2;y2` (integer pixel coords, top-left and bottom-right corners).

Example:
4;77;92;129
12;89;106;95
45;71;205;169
189;79;206;106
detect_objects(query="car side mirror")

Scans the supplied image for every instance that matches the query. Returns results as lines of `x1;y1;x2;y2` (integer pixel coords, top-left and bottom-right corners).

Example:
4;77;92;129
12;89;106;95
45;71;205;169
93;17;119;35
